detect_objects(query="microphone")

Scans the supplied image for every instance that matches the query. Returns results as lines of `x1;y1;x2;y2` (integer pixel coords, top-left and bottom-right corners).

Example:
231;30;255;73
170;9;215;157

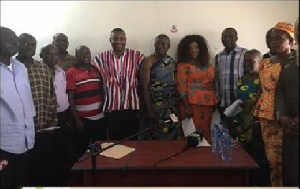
149;113;178;140
159;113;179;124
90;143;102;154
78;143;102;162
183;131;203;151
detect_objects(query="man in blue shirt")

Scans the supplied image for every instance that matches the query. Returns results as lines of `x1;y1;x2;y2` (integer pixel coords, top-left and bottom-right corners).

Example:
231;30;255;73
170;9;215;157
215;27;248;141
0;26;36;188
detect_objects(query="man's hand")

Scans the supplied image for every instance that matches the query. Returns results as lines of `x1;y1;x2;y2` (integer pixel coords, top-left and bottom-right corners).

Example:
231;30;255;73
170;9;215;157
74;118;85;131
279;115;299;136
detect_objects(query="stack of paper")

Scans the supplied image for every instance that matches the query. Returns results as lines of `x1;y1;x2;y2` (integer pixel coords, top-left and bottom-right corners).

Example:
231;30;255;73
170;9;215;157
100;143;135;159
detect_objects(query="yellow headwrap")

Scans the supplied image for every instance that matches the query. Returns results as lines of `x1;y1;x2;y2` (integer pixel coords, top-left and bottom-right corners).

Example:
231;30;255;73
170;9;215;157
273;22;295;41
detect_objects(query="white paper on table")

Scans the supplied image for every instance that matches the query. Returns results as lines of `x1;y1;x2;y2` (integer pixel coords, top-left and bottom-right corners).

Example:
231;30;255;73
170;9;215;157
181;118;196;137
197;137;211;147
224;99;244;117
100;143;135;159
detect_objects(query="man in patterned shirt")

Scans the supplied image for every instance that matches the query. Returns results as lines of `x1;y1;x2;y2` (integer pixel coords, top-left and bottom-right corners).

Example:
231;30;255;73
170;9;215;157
215;27;248;140
16;33;58;130
92;28;145;140
16;33;58;186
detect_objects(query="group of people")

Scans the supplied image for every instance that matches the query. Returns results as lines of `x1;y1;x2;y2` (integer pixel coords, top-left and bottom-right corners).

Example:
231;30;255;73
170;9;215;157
0;17;298;188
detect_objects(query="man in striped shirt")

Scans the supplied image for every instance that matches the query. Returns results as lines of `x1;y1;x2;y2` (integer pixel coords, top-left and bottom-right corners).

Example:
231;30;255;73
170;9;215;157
92;28;145;140
215;27;248;139
67;45;105;158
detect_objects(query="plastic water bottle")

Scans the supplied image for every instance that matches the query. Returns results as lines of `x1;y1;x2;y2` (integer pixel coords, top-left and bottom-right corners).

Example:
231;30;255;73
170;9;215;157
211;124;220;153
221;128;232;161
218;121;224;153
219;121;225;130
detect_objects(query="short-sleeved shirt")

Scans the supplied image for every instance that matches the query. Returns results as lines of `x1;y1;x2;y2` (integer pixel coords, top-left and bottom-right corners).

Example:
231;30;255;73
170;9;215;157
177;63;217;106
92;48;145;112
66;66;104;120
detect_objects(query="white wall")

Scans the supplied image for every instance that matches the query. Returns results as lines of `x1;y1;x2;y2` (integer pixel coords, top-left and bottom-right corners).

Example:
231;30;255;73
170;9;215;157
1;1;298;64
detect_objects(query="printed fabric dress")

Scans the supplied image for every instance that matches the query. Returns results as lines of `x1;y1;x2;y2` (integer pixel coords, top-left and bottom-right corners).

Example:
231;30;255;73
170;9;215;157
234;77;259;143
253;58;283;187
177;63;217;143
148;56;180;140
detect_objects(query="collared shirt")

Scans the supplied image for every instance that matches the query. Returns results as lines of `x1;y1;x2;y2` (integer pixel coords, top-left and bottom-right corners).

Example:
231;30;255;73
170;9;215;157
92;48;145;112
53;65;69;112
19;59;58;130
57;52;77;71
66;66;104;120
1;58;35;154
215;46;248;107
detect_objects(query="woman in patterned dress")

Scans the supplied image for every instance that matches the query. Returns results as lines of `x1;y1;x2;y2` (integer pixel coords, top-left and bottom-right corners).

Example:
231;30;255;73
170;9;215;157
177;35;217;143
253;22;294;186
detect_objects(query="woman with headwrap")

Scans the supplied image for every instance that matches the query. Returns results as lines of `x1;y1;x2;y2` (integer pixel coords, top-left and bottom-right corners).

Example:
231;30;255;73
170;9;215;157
275;18;299;186
253;22;295;186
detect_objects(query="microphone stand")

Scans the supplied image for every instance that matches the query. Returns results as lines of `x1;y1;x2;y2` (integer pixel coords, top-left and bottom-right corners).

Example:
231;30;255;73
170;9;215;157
89;143;101;186
78;123;158;186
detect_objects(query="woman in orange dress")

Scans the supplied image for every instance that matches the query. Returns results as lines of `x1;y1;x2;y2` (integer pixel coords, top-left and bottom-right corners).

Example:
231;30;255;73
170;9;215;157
177;35;217;143
253;22;294;186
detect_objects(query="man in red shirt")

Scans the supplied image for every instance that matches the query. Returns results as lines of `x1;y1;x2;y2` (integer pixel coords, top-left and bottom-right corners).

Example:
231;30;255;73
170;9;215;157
67;45;106;158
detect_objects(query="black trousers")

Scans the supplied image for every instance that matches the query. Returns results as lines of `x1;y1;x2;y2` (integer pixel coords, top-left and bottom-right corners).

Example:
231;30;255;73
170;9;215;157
26;127;74;186
73;117;107;160
282;133;299;186
0;150;29;188
105;110;139;140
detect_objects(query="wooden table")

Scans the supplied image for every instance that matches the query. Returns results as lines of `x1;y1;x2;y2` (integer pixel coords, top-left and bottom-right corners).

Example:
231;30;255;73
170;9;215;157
67;140;259;186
